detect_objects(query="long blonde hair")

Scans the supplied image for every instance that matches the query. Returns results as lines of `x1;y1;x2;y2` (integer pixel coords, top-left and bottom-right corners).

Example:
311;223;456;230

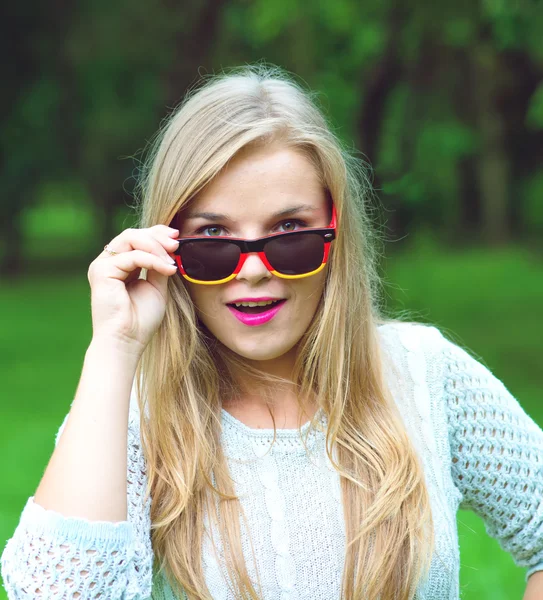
134;64;435;599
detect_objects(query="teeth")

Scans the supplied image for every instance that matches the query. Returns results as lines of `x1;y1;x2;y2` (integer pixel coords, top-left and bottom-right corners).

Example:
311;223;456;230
233;300;279;307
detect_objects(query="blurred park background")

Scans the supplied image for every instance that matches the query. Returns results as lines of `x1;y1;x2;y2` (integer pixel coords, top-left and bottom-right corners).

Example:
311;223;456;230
1;1;542;598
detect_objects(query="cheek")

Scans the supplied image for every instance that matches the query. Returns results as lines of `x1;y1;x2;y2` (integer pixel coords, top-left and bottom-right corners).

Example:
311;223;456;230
290;274;327;322
184;283;218;317
298;271;327;302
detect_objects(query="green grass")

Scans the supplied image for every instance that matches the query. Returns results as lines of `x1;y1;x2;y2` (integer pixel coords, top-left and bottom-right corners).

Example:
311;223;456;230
1;243;542;599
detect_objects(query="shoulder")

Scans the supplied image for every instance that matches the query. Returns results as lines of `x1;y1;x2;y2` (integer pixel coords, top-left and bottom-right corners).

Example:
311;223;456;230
374;320;452;424
375;321;462;493
377;319;483;362
377;319;440;340
377;320;492;387
377;319;452;357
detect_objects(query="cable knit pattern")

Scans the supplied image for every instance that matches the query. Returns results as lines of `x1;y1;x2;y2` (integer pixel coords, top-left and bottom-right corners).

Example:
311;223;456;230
1;401;154;599
194;409;344;600
2;322;542;599
441;336;543;576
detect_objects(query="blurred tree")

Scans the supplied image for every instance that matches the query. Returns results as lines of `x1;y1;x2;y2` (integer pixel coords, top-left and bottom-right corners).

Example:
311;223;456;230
2;0;542;279
161;0;227;108
0;2;68;276
66;0;227;246
63;0;181;246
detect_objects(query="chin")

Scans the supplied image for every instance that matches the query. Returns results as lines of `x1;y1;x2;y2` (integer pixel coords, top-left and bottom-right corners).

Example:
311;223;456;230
224;338;298;362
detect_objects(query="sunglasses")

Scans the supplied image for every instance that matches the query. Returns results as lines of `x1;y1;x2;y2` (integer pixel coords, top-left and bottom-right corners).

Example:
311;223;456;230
172;205;337;285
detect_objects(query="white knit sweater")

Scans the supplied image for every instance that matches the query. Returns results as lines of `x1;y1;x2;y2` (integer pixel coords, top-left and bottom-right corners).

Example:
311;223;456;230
2;322;542;599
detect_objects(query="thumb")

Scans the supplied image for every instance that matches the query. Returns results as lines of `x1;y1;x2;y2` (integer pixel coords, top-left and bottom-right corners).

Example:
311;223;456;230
145;266;171;301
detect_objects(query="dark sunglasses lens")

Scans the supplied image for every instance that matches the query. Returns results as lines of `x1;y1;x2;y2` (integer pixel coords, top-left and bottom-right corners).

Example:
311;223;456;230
265;233;325;275
180;240;240;281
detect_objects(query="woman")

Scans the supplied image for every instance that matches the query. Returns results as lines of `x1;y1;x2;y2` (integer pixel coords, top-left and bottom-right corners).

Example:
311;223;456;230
2;65;542;600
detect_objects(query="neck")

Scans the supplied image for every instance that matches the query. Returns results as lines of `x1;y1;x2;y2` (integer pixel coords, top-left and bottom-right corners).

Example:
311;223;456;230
232;345;297;401
222;346;319;425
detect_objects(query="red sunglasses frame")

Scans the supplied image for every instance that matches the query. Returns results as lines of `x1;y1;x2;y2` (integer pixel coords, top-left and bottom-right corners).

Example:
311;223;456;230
172;204;337;285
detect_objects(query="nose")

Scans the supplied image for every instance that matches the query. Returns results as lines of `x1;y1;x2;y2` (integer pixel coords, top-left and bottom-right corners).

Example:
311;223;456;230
235;252;272;284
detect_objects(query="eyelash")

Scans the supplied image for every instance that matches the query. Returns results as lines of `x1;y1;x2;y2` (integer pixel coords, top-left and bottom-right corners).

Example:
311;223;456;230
194;219;309;237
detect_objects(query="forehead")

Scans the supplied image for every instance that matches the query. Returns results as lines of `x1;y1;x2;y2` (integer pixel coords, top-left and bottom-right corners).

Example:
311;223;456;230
185;144;327;218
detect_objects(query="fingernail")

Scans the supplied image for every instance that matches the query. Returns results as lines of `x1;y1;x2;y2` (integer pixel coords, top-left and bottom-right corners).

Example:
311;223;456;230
167;256;176;264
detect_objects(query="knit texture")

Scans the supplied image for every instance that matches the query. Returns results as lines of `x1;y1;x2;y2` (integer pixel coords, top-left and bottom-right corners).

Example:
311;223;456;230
2;322;542;599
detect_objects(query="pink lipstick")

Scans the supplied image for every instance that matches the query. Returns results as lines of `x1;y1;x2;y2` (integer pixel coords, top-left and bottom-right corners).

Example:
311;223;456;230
227;299;287;326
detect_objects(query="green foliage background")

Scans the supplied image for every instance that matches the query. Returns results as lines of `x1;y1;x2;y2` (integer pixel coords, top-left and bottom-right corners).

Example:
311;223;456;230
1;0;542;597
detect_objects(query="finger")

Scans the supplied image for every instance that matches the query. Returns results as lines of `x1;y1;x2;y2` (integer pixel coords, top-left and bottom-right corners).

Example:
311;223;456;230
152;224;179;237
124;267;142;285
104;228;179;262
98;249;177;282
145;261;172;299
102;227;180;264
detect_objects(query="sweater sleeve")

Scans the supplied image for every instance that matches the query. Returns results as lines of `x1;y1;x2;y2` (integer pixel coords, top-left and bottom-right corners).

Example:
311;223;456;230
439;331;543;582
0;396;154;599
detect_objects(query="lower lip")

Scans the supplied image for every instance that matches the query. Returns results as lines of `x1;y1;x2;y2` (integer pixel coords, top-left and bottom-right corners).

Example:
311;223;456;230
227;300;287;326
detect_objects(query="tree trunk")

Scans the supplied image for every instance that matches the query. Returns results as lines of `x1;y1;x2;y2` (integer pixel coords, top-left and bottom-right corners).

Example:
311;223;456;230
452;49;481;240
472;42;510;245
162;0;228;109
357;4;405;169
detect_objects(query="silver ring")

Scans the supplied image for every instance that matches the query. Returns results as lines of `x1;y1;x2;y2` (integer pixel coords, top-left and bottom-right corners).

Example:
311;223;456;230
103;243;119;256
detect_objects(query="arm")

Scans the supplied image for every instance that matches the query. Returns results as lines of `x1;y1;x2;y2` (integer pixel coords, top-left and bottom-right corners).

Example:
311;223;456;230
1;338;154;599
34;338;139;521
439;333;543;585
524;571;543;600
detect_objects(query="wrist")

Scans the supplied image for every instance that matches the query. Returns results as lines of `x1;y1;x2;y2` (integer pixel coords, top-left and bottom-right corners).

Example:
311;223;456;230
87;335;144;365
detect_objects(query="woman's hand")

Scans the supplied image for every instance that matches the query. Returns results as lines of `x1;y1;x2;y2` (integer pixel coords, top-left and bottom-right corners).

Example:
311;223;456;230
87;225;180;355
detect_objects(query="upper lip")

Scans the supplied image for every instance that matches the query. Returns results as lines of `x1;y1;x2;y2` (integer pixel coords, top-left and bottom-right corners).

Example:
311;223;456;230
227;297;285;304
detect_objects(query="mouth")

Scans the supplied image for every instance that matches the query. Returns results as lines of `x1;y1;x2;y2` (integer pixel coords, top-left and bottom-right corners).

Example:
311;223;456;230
226;299;287;326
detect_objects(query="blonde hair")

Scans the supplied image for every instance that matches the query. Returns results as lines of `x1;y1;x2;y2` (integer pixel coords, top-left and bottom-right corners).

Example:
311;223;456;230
134;64;435;599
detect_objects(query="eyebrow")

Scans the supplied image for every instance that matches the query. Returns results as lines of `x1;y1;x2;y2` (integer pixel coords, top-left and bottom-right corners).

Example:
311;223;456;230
184;204;319;221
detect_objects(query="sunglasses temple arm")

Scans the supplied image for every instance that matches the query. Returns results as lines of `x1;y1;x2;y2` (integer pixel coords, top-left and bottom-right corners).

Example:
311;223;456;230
330;204;337;229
